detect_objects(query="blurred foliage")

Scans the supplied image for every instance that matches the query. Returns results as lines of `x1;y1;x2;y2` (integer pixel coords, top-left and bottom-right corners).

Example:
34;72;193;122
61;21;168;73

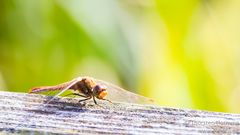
1;0;240;113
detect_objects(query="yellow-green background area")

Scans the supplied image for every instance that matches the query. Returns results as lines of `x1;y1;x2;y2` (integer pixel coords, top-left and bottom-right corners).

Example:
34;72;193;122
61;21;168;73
1;0;240;113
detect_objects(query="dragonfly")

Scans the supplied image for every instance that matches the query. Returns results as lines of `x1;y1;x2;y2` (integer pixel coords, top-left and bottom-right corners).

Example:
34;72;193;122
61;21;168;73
29;76;155;105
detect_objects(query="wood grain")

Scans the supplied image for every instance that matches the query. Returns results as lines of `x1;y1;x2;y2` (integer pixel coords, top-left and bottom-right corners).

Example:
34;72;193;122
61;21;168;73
0;91;239;134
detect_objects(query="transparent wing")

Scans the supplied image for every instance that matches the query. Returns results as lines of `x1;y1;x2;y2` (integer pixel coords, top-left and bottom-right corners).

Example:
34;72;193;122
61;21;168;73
45;77;83;104
29;77;83;104
94;79;156;105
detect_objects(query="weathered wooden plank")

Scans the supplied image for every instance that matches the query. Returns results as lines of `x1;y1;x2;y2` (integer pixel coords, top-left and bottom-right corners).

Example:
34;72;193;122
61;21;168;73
0;91;239;135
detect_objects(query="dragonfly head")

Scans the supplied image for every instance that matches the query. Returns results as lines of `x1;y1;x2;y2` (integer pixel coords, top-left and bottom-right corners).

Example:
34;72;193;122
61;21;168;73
93;84;108;99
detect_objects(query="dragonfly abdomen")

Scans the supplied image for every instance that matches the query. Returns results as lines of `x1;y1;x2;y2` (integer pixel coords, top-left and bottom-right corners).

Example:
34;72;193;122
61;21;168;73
29;81;73;93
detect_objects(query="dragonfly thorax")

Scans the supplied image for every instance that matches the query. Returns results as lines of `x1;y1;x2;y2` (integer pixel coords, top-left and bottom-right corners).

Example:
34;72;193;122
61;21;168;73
69;78;95;97
76;77;108;99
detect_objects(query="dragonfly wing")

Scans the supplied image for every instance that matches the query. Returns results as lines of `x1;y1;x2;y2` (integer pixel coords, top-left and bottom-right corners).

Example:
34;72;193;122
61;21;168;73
45;77;83;104
94;79;156;105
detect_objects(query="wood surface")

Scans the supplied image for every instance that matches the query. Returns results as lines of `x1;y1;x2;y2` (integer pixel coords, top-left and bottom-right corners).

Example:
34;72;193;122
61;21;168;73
0;91;240;134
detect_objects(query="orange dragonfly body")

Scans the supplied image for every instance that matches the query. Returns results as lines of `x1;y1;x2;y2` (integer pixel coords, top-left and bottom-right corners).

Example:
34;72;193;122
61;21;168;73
30;77;155;105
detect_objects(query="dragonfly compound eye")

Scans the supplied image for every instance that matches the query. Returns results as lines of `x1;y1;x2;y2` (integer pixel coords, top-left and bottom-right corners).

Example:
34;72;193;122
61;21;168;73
93;85;107;99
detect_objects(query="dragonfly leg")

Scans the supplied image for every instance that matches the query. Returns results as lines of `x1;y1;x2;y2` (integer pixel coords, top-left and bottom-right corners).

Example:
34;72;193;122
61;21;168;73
93;96;97;104
93;96;106;108
73;93;88;98
102;98;113;103
78;97;92;103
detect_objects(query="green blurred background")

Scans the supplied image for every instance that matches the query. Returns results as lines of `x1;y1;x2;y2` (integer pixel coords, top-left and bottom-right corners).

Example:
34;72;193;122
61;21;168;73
1;0;240;113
